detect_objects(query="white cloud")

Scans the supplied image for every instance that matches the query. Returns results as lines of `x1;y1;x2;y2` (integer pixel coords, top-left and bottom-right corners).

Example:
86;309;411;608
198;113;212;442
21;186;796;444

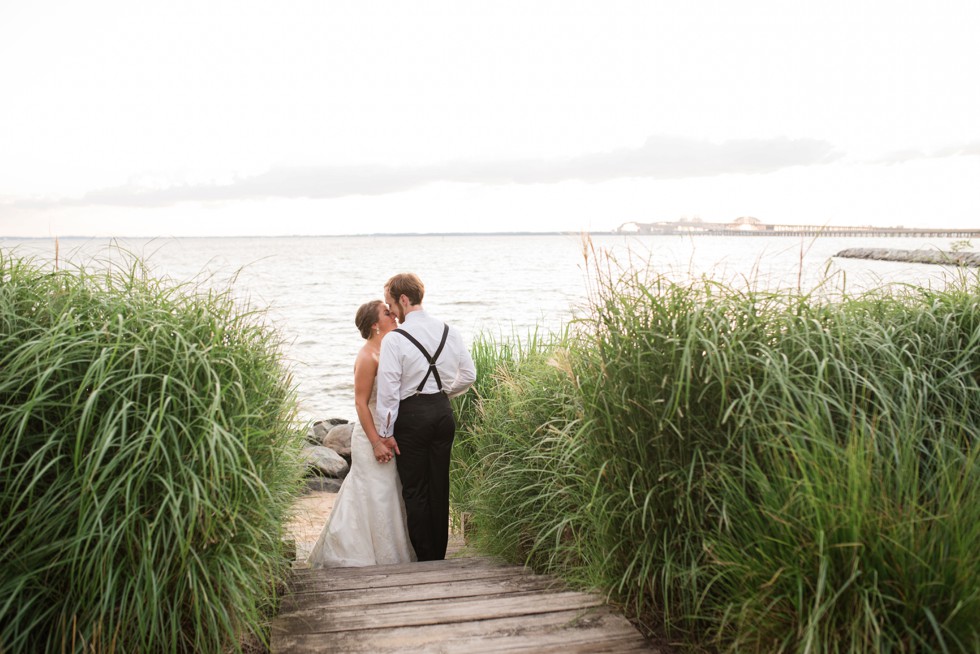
874;140;980;165
1;0;978;235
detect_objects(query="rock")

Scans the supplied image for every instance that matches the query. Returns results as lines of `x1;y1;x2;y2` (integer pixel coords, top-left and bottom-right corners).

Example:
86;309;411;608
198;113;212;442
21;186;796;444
302;445;349;478
306;476;343;493
835;248;980;267
322;423;354;457
307;418;348;445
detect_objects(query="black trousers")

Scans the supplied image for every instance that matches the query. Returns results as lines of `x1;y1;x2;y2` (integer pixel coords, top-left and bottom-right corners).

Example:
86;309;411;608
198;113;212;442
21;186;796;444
394;392;455;561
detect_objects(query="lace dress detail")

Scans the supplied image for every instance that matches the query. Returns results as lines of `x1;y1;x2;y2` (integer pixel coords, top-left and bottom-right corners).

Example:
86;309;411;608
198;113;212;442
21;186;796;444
307;382;416;567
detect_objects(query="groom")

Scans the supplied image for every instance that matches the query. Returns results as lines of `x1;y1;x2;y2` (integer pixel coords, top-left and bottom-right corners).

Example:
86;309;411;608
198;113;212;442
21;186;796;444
375;273;476;561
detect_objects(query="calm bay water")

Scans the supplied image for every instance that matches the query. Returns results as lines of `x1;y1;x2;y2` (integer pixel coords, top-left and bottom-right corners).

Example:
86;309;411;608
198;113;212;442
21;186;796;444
3;233;972;421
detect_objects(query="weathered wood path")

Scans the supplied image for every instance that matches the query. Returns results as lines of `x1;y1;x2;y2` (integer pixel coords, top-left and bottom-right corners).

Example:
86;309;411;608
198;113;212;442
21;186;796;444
271;556;658;653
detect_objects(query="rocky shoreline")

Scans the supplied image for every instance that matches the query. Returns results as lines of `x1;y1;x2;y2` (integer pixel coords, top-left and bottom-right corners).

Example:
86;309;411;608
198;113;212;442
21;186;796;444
300;417;354;493
283;418;354;563
835;248;980;267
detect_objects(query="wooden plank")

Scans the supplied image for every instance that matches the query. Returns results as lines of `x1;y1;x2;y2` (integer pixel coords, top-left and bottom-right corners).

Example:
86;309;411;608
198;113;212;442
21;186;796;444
287;562;527;594
273;606;656;653
281;573;563;612
273;589;605;635
272;556;657;653
506;642;657;654
276;629;652;653
290;556;514;579
286;566;530;597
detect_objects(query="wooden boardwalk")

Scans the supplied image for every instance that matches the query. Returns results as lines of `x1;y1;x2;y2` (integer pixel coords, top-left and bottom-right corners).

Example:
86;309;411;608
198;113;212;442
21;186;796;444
271;556;658;653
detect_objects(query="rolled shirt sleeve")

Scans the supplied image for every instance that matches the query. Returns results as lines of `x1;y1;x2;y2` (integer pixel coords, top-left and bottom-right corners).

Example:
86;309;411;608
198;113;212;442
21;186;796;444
375;336;402;437
444;329;477;398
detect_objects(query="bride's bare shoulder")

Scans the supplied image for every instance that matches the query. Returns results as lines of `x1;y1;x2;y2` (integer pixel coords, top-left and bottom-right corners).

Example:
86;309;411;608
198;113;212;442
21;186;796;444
354;344;380;373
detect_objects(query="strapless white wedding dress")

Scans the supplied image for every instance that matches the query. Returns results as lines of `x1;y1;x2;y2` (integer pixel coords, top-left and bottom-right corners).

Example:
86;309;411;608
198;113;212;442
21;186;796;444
307;382;416;567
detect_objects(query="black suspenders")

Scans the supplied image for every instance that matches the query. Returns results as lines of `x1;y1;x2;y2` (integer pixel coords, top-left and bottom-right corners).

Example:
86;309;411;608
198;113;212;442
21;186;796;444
393;324;450;394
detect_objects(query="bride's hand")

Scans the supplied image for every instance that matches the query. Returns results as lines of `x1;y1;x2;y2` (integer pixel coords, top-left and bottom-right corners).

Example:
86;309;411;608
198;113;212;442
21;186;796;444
374;437;400;462
373;440;392;463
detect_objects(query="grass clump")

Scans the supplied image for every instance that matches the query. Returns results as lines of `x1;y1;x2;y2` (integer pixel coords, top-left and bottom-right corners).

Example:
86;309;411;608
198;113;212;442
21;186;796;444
453;254;980;652
451;330;588;571
0;250;304;653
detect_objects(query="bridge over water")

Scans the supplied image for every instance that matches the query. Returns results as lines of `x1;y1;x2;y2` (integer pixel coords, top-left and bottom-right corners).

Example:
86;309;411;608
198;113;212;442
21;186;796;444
618;219;980;238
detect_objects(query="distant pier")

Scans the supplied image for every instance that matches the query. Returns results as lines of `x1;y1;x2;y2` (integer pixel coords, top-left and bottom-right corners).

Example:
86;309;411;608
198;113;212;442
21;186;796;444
617;218;980;238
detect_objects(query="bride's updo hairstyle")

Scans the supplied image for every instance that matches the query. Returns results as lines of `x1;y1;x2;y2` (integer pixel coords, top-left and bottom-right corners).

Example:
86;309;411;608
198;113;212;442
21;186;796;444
355;300;385;339
385;273;424;306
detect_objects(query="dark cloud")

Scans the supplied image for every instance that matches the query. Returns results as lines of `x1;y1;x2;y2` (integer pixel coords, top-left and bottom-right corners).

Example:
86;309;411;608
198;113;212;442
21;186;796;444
10;135;842;210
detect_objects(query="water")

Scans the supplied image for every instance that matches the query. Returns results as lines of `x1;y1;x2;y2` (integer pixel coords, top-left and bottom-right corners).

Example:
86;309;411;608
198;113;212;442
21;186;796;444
2;233;972;421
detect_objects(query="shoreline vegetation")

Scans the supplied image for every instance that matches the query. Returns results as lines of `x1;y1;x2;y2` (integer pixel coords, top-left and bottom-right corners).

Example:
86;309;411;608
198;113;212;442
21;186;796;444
0;251;305;652
450;247;980;652
4;244;979;652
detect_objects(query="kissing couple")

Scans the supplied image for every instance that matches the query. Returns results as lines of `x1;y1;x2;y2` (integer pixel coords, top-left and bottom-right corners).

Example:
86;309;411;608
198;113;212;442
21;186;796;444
308;273;477;566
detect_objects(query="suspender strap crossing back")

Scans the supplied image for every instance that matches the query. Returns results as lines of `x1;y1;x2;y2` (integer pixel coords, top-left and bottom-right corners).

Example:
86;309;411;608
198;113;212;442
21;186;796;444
393;324;450;393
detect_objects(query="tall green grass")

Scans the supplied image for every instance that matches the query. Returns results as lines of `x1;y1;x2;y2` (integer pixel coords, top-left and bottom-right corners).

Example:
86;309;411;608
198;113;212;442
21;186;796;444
450;328;586;562
452;256;980;652
0;251;305;652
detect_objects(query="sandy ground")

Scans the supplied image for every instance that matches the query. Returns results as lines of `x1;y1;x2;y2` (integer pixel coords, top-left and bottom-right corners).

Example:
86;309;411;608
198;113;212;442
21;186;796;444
284;489;468;567
285;489;338;563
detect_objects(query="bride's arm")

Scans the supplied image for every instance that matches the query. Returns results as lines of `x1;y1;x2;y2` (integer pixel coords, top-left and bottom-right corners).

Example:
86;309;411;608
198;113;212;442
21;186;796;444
353;350;391;461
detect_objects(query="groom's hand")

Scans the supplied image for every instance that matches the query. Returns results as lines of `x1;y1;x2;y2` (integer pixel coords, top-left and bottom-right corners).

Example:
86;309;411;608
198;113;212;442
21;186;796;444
382;436;401;457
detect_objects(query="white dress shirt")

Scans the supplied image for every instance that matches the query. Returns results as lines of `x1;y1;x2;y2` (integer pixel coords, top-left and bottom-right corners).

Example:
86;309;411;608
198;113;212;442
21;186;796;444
375;310;476;437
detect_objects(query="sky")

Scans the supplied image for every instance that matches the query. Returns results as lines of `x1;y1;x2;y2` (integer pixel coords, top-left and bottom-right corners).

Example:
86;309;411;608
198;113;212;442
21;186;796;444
1;0;978;237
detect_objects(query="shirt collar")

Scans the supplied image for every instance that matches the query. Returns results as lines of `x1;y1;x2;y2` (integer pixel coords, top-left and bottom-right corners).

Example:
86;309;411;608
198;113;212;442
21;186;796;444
403;309;426;324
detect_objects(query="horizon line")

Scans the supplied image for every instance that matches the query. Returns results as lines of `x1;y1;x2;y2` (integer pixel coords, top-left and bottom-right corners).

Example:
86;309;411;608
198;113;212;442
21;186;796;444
2;230;614;239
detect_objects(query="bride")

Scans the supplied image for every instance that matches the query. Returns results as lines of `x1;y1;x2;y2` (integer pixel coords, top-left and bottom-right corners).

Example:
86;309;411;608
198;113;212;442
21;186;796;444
307;300;416;567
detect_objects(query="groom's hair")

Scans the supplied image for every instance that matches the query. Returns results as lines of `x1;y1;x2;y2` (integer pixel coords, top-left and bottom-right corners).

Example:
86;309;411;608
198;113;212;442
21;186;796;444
385;273;425;306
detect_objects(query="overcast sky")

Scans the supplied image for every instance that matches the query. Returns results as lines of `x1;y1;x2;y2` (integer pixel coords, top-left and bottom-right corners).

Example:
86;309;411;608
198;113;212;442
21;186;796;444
1;0;978;237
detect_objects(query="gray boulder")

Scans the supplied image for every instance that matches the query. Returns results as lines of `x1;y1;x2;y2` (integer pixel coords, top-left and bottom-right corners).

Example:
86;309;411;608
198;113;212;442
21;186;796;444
303;445;349;478
307;418;348;446
322;423;354;457
306;476;343;493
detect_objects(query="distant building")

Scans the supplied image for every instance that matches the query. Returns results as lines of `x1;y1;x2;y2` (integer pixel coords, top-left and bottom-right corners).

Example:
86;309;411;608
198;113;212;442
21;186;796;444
730;216;764;231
